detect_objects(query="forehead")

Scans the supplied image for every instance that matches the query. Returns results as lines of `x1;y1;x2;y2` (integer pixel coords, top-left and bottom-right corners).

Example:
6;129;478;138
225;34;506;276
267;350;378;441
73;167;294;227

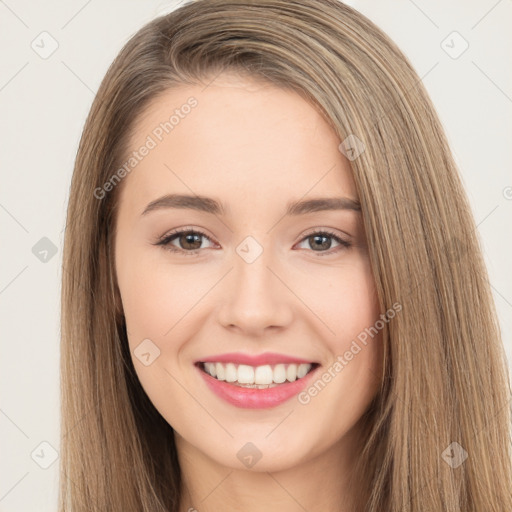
119;73;357;215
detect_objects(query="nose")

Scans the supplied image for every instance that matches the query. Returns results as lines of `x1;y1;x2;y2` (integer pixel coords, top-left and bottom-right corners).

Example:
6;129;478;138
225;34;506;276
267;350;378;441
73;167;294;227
216;243;294;336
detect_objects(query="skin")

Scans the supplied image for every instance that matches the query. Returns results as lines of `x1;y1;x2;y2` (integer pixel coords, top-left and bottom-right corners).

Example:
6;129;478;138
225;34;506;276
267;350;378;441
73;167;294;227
114;72;383;512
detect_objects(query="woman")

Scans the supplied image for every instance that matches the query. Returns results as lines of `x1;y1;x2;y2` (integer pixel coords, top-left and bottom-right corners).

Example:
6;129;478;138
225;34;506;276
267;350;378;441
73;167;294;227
59;0;512;510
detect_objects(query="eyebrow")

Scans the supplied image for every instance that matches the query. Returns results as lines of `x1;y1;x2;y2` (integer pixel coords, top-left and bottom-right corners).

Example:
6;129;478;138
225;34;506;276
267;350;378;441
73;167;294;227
140;193;361;217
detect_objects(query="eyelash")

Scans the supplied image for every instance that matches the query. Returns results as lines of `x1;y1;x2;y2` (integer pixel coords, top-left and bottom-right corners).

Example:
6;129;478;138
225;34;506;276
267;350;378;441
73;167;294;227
154;226;352;257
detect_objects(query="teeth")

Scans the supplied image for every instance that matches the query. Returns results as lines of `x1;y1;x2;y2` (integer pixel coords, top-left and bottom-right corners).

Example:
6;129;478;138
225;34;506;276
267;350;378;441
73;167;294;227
255;365;273;384
238;364;255;384
286;364;297;382
215;362;225;381
225;363;237;382
204;362;217;378
297;364;309;379
202;362;313;385
273;364;286;383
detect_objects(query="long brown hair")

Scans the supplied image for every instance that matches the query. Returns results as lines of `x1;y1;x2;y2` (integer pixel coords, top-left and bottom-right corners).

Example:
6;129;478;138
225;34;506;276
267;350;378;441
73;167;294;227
59;0;512;510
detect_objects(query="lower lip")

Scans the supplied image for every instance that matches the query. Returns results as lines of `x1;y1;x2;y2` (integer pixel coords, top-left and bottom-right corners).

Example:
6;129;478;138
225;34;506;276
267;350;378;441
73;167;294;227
196;363;320;409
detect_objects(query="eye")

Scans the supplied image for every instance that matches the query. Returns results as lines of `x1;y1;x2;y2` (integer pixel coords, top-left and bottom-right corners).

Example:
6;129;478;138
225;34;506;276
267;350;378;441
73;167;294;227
153;227;352;256
154;227;216;256
295;229;352;256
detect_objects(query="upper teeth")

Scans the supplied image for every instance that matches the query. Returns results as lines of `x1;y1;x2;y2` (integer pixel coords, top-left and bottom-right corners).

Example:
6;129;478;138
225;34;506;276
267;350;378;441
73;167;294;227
203;362;313;385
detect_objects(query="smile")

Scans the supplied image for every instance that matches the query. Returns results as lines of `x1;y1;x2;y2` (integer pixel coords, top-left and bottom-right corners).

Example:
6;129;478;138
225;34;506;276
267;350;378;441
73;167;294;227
199;361;317;388
195;361;320;409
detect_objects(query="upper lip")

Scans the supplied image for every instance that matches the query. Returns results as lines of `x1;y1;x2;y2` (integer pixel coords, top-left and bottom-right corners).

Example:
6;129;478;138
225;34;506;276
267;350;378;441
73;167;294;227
196;352;318;366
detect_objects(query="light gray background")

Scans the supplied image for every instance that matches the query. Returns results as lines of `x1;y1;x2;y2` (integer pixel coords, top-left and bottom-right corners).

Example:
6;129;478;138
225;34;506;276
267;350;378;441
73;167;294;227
1;1;511;510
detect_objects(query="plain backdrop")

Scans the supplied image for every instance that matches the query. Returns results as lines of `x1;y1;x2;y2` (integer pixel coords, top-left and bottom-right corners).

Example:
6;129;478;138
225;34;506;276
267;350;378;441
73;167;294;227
1;1;511;510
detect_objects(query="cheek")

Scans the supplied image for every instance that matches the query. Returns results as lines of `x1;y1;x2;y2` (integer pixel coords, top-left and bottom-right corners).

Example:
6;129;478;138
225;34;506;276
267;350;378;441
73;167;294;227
117;268;171;338
343;270;380;343
300;257;382;392
116;243;207;340
295;267;383;433
115;245;202;418
296;255;380;346
338;264;382;368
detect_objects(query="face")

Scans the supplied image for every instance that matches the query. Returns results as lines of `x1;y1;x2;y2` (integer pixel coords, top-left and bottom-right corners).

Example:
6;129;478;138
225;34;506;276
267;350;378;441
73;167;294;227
114;72;383;472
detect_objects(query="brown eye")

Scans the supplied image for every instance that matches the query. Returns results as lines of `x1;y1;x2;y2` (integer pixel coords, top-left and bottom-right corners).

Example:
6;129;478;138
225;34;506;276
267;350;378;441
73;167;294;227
155;228;215;255
175;232;203;251
296;230;351;256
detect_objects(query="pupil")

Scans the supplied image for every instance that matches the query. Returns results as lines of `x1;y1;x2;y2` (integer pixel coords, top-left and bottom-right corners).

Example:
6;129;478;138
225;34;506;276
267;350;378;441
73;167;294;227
311;235;330;251
183;233;201;249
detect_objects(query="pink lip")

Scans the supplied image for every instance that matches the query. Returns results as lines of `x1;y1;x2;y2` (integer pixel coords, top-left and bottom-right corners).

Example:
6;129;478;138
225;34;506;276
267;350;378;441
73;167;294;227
196;352;316;366
196;362;320;409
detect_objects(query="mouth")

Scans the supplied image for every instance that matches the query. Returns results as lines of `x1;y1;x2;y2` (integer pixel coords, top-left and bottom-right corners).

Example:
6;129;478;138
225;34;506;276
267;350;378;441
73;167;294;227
194;351;322;409
195;361;320;389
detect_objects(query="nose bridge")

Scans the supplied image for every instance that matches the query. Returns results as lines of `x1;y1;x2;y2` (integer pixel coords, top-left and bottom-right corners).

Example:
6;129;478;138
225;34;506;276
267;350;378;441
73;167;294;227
216;234;293;332
234;236;273;291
